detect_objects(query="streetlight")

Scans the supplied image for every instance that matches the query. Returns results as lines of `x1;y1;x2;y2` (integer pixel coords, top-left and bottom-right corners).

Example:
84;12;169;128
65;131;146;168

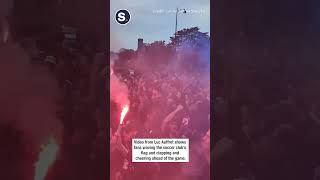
175;8;187;38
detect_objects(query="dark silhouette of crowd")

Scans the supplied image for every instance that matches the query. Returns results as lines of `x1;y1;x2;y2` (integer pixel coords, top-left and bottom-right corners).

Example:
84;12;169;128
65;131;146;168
17;37;109;179
110;52;210;180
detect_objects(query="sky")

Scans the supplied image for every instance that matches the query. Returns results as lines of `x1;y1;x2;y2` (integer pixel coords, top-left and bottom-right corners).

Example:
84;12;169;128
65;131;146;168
110;0;210;52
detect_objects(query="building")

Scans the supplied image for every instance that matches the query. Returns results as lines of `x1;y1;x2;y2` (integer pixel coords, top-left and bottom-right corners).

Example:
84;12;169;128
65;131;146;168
137;38;146;61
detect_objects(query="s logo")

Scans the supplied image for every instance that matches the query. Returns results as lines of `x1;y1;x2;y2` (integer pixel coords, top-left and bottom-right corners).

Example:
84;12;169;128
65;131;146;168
115;9;131;25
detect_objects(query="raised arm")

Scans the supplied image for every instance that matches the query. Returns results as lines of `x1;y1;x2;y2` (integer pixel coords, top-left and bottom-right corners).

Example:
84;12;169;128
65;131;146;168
161;105;184;132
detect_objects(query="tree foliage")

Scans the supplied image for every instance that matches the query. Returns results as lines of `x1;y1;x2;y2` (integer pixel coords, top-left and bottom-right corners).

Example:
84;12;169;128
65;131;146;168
144;41;174;65
168;27;210;51
118;48;136;60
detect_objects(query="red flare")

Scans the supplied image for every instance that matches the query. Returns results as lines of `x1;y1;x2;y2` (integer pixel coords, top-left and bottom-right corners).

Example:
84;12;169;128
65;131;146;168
120;105;129;125
110;67;114;76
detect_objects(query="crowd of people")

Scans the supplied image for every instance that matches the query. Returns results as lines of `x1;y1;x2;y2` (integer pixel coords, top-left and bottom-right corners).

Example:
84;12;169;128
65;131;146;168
0;27;212;179
11;29;320;180
17;35;211;180
17;37;109;179
6;25;320;180
17;35;320;180
213;59;320;180
110;54;211;180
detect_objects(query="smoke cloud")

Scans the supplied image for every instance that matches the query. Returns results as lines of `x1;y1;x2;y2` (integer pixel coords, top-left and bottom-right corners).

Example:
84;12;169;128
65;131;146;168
110;57;130;109
0;43;63;145
177;37;210;88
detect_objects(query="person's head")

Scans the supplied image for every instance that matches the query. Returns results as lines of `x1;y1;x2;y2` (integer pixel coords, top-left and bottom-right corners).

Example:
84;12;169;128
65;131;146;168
168;120;179;134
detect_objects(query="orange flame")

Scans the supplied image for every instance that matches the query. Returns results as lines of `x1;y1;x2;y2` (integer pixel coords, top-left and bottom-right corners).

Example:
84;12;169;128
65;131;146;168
120;105;129;125
110;67;114;76
34;137;59;180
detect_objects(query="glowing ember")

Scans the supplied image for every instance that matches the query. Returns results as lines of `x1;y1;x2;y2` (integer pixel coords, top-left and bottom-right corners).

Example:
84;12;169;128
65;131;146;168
120;104;129;125
34;137;59;180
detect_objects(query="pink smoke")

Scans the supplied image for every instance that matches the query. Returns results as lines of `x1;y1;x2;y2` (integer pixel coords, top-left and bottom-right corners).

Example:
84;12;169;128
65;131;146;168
110;58;130;119
0;42;63;145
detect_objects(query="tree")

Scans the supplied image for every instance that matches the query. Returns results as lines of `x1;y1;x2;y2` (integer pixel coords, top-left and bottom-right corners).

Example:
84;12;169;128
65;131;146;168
144;41;174;65
168;27;210;51
118;48;136;61
115;48;136;67
146;40;166;48
168;27;210;71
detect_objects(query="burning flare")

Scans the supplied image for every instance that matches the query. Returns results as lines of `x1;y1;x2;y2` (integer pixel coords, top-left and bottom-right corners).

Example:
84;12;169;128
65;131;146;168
120;104;129;125
34;137;59;180
110;67;114;76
